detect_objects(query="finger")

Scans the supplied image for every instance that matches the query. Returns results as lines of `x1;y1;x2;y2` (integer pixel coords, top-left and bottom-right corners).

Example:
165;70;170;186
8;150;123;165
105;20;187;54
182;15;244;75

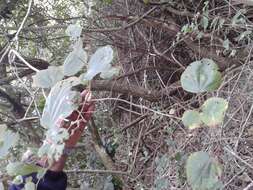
81;90;92;103
83;103;95;121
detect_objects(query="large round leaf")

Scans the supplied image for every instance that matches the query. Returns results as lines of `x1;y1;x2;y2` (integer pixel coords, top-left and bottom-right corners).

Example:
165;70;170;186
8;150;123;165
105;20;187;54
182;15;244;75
100;67;120;79
182;110;202;129
83;45;114;80
180;59;222;93
40;77;81;129
186;151;222;190
200;97;228;127
32;66;64;88
6;162;43;176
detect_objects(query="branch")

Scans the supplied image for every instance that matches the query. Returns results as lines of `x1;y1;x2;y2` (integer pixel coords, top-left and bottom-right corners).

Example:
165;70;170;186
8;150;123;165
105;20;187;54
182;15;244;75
3;6;157;33
88;117;124;184
90;80;163;102
66;169;128;175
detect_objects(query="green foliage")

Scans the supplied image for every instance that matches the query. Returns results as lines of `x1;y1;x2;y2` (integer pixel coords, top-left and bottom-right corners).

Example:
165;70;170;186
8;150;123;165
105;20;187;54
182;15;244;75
223;39;230;51
63;39;88;76
6;162;43;176
182;97;228;129
38;97;46;112
200;1;209;31
181;58;222;93
182;110;202;129
0;124;19;158
65;24;82;41
64;24;87;76
32;23;119;88
38;127;69;161
32;66;64;88
30;23;120;178
186;151;222;190
40;77;81;129
200;97;228;127
13;175;23;185
81;45;116;80
232;9;246;26
24;181;36;190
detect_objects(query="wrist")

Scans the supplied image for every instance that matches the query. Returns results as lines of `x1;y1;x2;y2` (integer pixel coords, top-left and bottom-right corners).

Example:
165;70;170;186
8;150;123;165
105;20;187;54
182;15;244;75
49;154;67;172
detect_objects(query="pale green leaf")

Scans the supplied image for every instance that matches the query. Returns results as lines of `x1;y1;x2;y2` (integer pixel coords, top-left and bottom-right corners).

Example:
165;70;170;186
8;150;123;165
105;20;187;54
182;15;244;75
38;128;69;161
100;67;120;79
180;58;222;93
63;39;88;76
32;66;64;88
201;16;209;30
186;151;222;190
78;73;89;85
6;162;42;176
66;24;82;40
182;110;202;129
12;175;23;185
24;181;36;190
40;77;81;129
200;97;228;127
83;45;113;80
232;9;246;26
223;39;230;51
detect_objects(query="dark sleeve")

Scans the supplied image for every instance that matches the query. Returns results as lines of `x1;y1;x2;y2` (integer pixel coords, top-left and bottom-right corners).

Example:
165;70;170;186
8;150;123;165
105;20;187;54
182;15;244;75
9;170;67;190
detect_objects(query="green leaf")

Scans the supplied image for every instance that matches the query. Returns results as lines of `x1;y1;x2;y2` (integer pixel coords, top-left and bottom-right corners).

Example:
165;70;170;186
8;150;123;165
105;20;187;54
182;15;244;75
200;97;228;127
232;9;246;26
66;24;82;40
223;39;230;51
6;162;42;176
63;39;88;76
24;181;36;190
13;175;23;185
182;110;202;129
100;67;120;79
32;66;64;88
82;45;114;80
201;16;209;31
180;58;222;93
40;77;81;129
38;128;69;161
0;124;19;158
186;151;222;190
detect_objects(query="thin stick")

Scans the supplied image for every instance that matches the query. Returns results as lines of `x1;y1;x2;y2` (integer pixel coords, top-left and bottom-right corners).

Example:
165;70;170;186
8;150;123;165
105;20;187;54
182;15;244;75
8;49;39;72
94;97;180;119
0;0;33;64
224;147;253;170
66;169;129;175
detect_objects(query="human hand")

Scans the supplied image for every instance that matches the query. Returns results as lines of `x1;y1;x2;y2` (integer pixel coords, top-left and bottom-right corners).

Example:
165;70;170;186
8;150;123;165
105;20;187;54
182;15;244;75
59;90;94;148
